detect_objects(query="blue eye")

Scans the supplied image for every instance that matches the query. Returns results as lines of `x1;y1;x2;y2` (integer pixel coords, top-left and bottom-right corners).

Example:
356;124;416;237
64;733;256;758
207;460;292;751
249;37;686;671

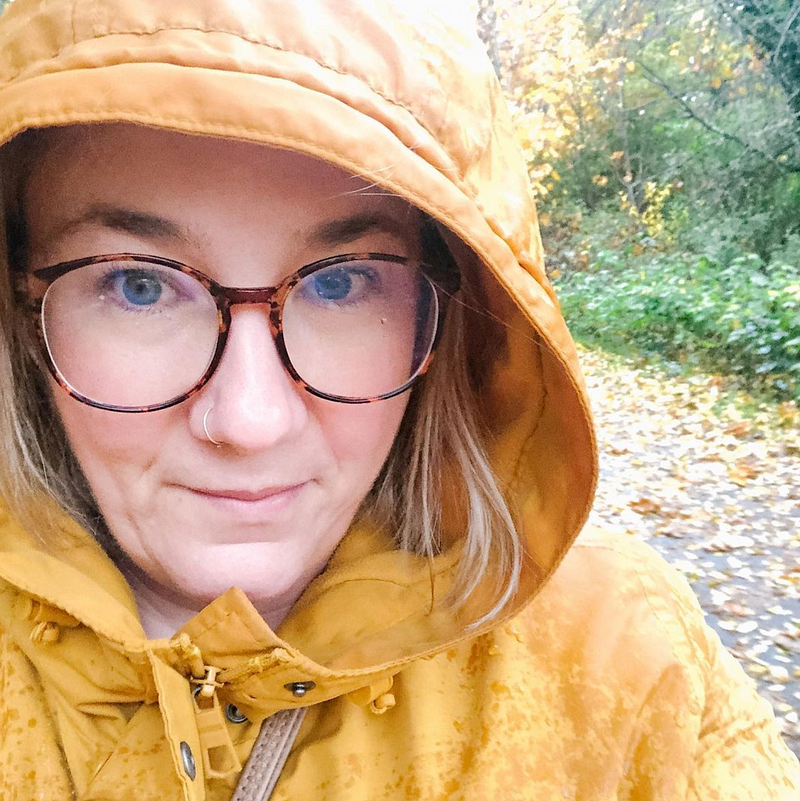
295;263;381;310
120;270;164;306
310;269;353;302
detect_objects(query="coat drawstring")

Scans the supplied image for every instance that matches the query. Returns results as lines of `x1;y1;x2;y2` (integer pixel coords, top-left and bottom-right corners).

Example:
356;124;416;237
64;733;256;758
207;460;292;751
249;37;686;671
16;596;81;644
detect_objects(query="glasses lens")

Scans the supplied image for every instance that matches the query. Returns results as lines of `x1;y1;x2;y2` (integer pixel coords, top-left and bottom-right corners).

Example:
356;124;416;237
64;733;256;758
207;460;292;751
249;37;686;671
282;258;439;399
41;259;219;408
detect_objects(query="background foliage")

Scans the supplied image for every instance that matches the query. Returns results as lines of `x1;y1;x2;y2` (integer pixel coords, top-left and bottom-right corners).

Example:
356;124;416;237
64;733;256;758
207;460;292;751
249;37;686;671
475;0;800;403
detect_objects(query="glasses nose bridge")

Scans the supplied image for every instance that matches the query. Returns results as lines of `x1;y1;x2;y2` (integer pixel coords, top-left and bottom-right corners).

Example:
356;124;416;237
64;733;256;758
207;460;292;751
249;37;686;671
220;285;282;307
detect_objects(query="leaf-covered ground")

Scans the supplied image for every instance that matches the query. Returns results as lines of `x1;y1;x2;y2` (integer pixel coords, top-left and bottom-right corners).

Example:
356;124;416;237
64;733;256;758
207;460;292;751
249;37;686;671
580;346;800;759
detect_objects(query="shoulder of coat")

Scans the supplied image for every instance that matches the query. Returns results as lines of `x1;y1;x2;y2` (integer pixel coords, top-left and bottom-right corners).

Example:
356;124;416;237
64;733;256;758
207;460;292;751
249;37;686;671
511;526;712;671
568;526;696;593
564;526;705;617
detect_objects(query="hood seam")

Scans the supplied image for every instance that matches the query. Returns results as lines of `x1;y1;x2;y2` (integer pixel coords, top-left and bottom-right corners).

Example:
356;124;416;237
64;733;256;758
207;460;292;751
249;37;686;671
0;24;463;175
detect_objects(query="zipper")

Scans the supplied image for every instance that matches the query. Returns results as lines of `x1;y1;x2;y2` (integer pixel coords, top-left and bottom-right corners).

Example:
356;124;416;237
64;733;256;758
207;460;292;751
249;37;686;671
191;666;243;780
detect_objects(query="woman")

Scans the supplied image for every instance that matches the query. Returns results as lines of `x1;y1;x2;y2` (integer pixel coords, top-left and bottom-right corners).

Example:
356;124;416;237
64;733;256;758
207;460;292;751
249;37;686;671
0;1;796;799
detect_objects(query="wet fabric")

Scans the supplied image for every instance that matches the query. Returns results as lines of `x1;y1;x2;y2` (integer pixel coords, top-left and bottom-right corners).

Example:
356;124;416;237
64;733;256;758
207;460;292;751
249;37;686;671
0;0;797;799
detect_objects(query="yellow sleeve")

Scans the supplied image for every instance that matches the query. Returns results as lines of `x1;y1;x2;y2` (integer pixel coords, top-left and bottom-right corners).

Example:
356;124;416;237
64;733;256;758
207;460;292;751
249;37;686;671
587;528;800;800
663;580;800;800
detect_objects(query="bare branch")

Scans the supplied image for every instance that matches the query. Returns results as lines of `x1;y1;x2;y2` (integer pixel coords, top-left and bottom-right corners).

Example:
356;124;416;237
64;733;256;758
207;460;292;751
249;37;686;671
774;0;800;61
636;60;788;172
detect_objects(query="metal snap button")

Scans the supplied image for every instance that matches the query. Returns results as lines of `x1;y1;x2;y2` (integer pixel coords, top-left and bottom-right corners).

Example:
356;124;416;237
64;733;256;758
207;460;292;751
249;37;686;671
285;680;316;697
179;741;196;781
224;703;249;724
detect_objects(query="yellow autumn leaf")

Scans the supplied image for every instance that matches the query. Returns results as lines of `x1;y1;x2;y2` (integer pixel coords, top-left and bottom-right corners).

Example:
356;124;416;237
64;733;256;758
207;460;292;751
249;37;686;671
725;420;752;439
629;497;661;515
728;462;759;486
777;402;799;427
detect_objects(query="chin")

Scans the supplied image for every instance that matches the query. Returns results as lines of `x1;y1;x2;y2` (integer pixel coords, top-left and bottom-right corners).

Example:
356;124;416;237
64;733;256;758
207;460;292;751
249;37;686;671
167;539;322;613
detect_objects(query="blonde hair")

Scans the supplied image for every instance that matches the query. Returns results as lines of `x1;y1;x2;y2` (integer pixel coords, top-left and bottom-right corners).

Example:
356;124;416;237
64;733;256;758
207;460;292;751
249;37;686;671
0;130;522;622
366;220;522;620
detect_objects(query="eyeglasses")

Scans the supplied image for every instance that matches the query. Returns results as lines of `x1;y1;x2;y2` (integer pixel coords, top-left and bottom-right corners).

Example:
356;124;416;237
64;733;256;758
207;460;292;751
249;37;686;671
23;252;459;412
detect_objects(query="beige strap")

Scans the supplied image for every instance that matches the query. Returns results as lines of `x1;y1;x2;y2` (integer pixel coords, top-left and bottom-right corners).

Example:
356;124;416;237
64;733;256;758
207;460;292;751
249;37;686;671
230;707;306;801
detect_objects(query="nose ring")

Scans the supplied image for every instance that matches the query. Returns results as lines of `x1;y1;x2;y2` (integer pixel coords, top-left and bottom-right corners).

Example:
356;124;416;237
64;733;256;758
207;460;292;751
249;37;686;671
202;407;222;447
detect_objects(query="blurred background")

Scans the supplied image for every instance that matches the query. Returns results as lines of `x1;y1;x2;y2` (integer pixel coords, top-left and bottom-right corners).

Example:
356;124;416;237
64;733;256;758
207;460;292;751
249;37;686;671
473;0;800;405
472;0;800;757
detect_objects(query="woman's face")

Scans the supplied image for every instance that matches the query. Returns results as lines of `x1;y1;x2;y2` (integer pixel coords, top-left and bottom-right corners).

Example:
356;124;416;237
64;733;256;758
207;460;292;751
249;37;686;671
23;124;421;627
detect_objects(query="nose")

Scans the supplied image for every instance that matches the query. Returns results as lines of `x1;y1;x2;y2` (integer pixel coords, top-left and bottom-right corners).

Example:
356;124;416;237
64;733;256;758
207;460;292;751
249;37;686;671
191;307;308;451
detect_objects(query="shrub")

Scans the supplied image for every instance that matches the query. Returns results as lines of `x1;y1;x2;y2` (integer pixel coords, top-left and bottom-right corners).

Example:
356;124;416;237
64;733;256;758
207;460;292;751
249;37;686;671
555;254;800;401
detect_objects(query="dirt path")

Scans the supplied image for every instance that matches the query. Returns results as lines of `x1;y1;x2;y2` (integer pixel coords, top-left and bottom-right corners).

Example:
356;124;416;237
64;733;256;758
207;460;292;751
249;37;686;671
579;347;800;759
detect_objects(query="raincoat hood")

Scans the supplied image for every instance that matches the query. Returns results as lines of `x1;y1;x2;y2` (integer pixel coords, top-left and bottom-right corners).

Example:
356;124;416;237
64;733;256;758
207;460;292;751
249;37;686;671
0;0;596;675
0;0;610;797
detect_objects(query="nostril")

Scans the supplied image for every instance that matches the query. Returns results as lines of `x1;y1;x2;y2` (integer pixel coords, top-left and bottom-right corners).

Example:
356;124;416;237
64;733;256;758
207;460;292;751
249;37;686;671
194;312;309;450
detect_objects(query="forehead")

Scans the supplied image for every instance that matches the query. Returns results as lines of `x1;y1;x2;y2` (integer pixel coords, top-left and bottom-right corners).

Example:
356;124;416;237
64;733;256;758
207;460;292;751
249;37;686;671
22;124;422;259
29;123;384;195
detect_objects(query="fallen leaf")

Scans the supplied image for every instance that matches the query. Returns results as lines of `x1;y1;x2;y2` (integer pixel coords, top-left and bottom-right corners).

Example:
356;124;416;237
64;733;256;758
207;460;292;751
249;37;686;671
629;498;661;515
706;533;755;552
777;401;799;427
721;601;751;617
728;461;759;486
725;420;753;438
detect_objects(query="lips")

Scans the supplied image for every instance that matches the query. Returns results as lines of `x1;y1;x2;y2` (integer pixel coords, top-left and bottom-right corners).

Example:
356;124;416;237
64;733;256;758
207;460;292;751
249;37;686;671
192;484;305;502
180;482;309;521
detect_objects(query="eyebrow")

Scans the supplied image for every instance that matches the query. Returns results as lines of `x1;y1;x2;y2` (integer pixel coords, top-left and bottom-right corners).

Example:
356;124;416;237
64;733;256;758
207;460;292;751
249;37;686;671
305;212;412;248
53;204;411;252
49;203;194;248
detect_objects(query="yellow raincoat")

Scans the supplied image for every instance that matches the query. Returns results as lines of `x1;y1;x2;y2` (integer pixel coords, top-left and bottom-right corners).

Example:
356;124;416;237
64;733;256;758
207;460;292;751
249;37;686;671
0;1;797;799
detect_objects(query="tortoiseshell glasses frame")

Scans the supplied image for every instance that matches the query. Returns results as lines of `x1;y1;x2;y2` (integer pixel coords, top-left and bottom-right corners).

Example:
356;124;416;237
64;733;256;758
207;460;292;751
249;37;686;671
22;252;460;413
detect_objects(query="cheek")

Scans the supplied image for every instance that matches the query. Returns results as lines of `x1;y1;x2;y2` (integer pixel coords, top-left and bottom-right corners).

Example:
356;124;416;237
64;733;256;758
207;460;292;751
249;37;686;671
52;385;177;478
313;394;409;480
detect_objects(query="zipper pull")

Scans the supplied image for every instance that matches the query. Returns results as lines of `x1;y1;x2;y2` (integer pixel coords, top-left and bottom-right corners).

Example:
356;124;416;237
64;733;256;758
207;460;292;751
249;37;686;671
191;667;243;780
